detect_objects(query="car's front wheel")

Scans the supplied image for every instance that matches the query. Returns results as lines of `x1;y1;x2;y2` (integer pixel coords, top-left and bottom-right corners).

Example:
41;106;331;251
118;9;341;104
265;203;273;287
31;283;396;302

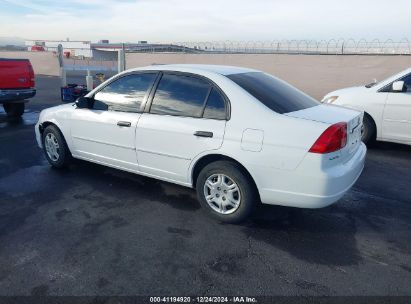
3;102;25;117
361;113;376;144
196;161;257;223
42;125;71;168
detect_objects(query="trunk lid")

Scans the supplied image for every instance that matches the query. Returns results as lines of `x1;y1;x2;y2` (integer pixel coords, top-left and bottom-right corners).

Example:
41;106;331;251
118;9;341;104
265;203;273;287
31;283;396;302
285;104;363;160
0;59;35;89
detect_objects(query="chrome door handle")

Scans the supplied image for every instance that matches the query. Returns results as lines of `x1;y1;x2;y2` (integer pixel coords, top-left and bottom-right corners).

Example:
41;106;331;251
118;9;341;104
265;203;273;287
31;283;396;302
194;131;213;138
117;121;131;127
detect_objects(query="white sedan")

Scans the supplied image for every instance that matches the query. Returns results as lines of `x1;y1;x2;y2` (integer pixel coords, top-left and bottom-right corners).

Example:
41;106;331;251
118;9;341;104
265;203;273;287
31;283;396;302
322;68;411;145
35;64;366;222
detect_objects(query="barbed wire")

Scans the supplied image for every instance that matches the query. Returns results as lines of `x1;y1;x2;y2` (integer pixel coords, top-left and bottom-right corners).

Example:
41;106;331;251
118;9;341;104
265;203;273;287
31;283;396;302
168;39;411;55
28;39;411;60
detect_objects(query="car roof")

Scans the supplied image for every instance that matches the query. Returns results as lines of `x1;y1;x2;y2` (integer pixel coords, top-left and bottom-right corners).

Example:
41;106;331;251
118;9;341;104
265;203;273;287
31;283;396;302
128;64;258;76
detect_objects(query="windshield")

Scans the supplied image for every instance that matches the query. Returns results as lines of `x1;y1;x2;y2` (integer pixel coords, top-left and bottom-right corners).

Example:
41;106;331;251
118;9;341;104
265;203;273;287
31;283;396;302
227;72;319;114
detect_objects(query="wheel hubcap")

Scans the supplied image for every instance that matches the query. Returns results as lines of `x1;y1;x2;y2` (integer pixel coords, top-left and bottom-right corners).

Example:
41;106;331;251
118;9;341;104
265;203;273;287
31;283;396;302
203;174;241;215
45;133;60;162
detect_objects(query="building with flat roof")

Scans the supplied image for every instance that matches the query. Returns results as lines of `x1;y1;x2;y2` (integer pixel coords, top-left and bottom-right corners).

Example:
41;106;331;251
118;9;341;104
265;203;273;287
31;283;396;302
25;39;92;58
25;39;197;60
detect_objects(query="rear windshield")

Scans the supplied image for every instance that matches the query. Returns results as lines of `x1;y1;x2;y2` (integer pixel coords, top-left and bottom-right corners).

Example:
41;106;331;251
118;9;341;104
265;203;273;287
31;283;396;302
227;72;319;114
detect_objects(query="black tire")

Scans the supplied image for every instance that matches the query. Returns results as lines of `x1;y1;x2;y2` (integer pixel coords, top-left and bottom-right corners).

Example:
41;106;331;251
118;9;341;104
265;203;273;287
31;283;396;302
196;161;257;223
42;125;71;168
3;103;25;117
361;113;376;144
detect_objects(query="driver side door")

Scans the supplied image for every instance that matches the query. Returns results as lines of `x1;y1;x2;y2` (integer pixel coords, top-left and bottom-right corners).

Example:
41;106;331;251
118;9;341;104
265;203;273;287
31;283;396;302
382;74;411;143
70;72;158;171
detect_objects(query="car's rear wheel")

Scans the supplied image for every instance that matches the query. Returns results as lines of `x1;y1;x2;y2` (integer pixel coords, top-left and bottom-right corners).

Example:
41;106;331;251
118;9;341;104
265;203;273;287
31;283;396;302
42;125;71;168
361;113;376;144
3;102;25;117
196;161;257;223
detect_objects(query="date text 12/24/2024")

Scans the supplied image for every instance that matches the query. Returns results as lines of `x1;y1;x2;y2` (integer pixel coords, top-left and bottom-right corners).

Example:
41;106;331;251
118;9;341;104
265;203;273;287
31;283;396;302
149;297;257;303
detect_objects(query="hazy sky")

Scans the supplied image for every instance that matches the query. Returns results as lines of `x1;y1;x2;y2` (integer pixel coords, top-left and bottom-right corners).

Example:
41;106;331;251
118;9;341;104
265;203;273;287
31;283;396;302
0;0;409;42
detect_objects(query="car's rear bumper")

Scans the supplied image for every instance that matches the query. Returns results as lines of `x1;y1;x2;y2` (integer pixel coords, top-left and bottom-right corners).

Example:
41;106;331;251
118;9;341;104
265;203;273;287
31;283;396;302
257;143;367;208
0;88;36;103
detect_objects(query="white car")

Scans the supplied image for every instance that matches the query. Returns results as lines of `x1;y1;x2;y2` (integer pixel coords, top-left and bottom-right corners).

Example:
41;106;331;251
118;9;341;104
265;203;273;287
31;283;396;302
35;64;366;222
322;68;411;145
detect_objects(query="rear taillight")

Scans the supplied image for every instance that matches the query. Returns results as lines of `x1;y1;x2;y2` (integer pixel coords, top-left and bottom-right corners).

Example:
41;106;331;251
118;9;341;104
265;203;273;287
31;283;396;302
28;63;35;88
309;122;347;154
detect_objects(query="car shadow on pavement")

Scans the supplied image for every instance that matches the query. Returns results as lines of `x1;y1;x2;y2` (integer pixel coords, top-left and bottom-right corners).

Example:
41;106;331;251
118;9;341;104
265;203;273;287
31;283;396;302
244;203;361;267
367;140;411;152
67;159;363;268
367;141;411;154
0;113;23;125
4;140;407;272
69;159;201;213
241;140;411;268
0;108;39;127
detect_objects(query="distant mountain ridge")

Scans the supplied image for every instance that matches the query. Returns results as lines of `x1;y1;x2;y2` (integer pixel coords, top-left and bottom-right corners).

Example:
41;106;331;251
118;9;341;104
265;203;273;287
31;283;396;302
0;37;25;46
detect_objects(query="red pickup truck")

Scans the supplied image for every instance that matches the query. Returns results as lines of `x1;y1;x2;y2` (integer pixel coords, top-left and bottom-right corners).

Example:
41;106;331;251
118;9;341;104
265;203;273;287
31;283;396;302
0;58;36;117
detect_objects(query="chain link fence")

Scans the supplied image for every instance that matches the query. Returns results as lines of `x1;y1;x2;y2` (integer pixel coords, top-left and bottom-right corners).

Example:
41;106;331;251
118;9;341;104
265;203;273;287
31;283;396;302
169;39;411;55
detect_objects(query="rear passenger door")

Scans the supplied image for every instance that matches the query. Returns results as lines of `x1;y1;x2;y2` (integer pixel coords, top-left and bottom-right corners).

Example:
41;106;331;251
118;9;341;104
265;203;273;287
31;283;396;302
136;72;228;184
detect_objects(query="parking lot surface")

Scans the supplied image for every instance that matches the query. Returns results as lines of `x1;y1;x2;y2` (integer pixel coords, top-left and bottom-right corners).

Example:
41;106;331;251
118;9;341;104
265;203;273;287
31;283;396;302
0;75;411;296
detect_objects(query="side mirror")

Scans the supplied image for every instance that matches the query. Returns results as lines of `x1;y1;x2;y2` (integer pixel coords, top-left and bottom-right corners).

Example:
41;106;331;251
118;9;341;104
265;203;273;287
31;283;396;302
392;81;406;92
75;96;94;108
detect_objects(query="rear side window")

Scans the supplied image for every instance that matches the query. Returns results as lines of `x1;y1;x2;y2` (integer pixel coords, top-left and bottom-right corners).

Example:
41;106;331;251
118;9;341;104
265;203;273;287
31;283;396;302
203;88;226;120
150;74;211;117
94;73;157;112
227;72;319;114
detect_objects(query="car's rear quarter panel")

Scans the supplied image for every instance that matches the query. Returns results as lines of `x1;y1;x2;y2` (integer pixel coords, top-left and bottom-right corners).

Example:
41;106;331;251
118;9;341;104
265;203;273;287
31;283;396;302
206;76;332;198
215;78;366;207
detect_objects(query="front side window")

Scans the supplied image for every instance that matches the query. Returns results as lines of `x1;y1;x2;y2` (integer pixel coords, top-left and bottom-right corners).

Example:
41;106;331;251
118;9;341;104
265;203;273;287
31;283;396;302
94;73;157;112
227;72;319;114
150;74;211;117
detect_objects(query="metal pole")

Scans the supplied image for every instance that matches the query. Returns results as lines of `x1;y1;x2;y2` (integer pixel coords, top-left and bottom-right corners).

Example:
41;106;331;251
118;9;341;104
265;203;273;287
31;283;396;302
122;43;126;70
86;70;93;91
60;67;67;87
57;44;66;87
118;49;125;73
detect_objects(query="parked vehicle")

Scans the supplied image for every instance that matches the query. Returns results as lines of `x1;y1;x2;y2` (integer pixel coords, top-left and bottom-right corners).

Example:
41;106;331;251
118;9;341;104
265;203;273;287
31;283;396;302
322;68;411;145
31;45;45;52
35;64;366;222
0;58;36;117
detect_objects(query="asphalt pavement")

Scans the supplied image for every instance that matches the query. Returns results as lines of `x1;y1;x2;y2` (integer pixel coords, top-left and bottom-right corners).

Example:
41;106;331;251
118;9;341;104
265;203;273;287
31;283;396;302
0;75;410;297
